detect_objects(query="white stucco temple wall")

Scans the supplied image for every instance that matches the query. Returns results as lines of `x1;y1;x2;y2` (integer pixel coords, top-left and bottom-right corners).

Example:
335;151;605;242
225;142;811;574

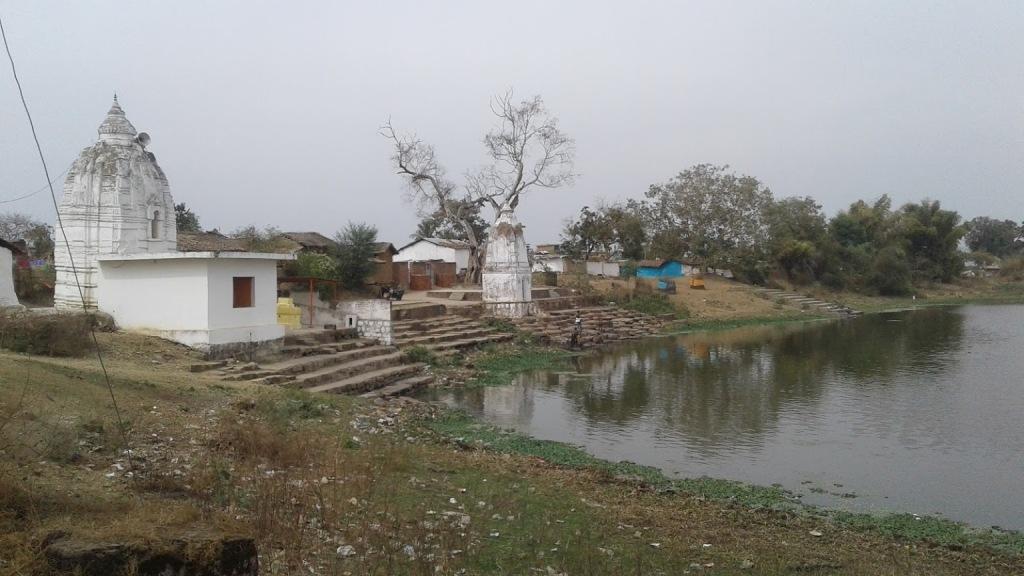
481;211;535;317
55;97;176;310
96;252;291;357
51;98;289;357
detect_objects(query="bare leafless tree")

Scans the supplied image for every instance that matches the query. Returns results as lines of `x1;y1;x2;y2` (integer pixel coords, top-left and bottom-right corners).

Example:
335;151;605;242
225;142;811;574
383;92;575;284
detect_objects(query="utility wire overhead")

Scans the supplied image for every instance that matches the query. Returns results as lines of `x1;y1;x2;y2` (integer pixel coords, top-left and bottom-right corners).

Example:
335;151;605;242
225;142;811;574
1;13;133;470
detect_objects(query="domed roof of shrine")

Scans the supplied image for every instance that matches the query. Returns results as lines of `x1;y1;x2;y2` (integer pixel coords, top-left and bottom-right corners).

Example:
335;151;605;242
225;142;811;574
97;95;138;143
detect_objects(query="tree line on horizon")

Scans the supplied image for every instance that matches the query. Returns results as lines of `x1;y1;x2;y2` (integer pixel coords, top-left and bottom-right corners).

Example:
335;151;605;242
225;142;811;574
6;162;1021;298
559;164;1023;296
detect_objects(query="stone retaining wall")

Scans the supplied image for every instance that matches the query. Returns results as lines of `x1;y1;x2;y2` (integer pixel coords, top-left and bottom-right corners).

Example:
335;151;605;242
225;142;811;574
338;299;393;345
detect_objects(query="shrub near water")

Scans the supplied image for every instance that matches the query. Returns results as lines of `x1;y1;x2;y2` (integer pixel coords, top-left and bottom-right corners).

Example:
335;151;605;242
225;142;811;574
0;312;92;357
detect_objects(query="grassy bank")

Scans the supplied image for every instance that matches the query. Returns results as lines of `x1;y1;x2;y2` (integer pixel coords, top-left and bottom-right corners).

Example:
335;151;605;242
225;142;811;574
427;412;1024;557
3;331;1024;574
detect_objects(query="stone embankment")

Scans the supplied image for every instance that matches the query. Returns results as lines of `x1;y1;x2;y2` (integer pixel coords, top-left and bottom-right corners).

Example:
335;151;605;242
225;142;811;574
198;328;432;400
392;314;513;353
753;288;861;317
512;306;667;347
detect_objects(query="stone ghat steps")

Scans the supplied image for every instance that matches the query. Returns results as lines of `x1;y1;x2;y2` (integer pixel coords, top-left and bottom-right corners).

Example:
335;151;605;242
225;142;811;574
214;330;431;398
512;306;666;348
284;328;358;347
391;316;481;333
534;295;604;311
359;375;435;399
392;314;514;353
308;363;427;395
754;288;861;317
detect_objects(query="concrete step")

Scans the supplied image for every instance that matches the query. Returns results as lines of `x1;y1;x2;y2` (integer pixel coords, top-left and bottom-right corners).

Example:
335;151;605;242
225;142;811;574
359;375;434;399
392;315;477;331
394;328;497;347
423;333;514;352
391;303;447;321
309;363;427;395
284;328;358;346
392;319;481;336
289;351;406;389
260;345;394;375
279;338;377;357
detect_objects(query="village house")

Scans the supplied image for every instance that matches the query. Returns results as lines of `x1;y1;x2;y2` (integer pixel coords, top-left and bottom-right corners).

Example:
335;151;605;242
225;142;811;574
54;97;291;358
394;237;472;273
0;239;22;308
280;231;335;255
370;242;398;286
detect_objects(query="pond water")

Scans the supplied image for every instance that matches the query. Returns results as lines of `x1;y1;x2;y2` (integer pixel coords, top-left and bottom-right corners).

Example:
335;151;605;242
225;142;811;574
426;305;1024;530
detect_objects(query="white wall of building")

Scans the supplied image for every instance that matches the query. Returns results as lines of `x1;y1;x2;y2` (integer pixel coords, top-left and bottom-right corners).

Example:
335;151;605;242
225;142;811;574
96;253;286;351
531;256;566;273
0;247;19;308
586;261;620;277
394;241;470;271
96;258;210;346
205;258;284;345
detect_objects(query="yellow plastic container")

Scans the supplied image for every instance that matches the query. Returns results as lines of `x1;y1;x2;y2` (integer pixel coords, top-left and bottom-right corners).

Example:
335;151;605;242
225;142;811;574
277;297;302;329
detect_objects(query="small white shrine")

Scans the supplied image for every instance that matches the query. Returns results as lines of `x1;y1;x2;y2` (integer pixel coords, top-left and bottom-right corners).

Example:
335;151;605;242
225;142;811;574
481;210;535;317
0;239;21;308
53;98;290;357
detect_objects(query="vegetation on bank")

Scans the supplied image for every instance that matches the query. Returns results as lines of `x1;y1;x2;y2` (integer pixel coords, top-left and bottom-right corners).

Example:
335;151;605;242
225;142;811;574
559;164;1023;299
426;412;1024;556
3;332;1024;574
465;343;574;388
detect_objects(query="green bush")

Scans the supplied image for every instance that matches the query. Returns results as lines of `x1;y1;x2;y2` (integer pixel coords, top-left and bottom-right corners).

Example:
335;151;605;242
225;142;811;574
867;246;913;296
0;312;92;357
622;294;683;317
403;345;438;365
1001;257;1024;281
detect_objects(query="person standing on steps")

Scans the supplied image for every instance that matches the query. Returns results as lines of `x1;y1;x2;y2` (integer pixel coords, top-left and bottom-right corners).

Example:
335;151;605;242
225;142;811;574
569;312;583;349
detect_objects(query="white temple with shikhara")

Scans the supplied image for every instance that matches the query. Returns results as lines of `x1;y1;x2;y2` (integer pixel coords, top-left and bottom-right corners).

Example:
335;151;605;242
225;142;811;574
482;209;535;317
54;96;176;309
53;97;291;358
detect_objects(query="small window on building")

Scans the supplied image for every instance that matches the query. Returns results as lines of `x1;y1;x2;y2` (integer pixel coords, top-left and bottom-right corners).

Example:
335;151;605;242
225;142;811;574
233;276;254;308
151;210;161;239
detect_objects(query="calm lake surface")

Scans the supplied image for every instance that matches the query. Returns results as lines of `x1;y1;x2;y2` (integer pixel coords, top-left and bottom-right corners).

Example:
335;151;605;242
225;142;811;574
427;305;1024;530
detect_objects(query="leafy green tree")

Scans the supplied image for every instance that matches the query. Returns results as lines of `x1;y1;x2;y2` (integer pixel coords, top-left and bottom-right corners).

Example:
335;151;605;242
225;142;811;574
604;201;647;260
898;200;965;282
868;245;913;296
965;216;1020;258
295;252;338;279
230;225;293;252
561;206;615;259
765;197;829;282
174;203;201;233
643;164;772;271
333;222;378;290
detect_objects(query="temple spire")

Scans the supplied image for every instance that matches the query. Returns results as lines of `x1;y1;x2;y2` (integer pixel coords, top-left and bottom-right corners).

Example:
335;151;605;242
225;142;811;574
97;94;137;143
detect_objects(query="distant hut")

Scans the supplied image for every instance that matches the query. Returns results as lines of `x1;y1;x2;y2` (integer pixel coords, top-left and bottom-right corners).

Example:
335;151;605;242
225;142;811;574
635;259;685;279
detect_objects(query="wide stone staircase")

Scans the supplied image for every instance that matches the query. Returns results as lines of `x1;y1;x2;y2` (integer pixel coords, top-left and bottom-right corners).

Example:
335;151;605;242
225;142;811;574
512;306;667;347
392;314;514;353
753;288;861;317
209;328;433;400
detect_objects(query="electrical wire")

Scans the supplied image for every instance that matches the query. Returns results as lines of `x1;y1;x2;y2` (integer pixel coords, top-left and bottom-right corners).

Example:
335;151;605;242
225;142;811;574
0;166;70;204
1;13;133;470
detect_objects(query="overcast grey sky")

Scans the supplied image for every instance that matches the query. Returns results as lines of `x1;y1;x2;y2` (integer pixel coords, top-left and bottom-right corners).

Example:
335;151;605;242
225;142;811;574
2;1;1022;244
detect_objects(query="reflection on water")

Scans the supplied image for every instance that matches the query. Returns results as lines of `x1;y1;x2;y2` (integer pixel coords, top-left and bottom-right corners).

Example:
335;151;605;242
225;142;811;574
428;306;1024;529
